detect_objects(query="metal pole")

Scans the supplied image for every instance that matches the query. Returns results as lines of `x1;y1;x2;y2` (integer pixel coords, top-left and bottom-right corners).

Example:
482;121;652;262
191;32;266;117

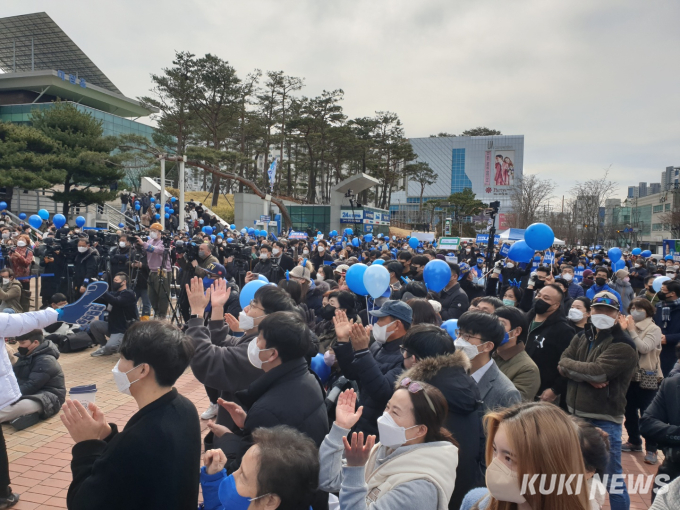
179;156;186;232
13;40;15;72
159;156;166;230
31;38;34;71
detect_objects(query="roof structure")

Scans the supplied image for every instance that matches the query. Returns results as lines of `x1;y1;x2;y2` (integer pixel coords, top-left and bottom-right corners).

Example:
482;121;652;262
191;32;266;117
0;12;122;94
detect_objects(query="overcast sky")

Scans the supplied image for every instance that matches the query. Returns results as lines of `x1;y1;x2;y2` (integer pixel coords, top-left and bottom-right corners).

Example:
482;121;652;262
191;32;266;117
5;0;679;201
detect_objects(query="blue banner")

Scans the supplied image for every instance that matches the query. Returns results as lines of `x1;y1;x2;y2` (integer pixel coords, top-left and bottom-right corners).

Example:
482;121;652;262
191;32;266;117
500;243;510;257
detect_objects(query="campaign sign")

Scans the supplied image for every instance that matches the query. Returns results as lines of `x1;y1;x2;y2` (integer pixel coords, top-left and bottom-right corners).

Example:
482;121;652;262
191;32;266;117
60;281;108;325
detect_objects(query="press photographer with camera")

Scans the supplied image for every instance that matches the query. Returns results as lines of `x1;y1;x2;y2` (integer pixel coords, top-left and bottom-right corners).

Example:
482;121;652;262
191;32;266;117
136;223;172;320
109;234;133;278
90;272;139;357
73;237;99;299
252;244;284;283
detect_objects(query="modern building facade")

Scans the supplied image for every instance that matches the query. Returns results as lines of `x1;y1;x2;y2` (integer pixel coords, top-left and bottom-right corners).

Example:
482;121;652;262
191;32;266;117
662;167;680;191
390;135;524;225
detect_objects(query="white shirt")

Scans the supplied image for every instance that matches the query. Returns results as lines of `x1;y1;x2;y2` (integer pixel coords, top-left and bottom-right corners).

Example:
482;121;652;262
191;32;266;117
189;210;198;221
471;359;494;383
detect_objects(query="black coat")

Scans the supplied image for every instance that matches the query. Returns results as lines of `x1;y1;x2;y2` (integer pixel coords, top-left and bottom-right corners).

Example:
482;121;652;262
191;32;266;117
654;301;680;376
13;340;65;419
100;289;138;334
229;358;328;472
40;251;67;298
109;247;132;278
640;376;680;449
67;389;201;510
438;283;470;320
335;336;405;436
400;351;485;510
73;248;99;289
524;307;575;398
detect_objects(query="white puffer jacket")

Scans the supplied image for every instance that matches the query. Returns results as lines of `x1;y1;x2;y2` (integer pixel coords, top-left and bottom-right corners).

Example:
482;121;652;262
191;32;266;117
0;308;59;410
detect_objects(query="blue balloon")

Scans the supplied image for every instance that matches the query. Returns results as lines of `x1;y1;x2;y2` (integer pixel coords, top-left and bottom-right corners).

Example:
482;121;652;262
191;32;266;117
423;259;452;292
119;222;125;228
135;203;141;210
641;250;652;258
653;276;671;293
595;245;602;250
507;241;535;263
257;274;269;283
38;209;49;220
210;234;216;242
239;280;267;309
169;209;174;214
613;259;626;271
171;197;176;202
52;214;66;229
260;230;267;237
150;197;155;202
28;214;42;229
227;237;233;243
441;319;458;339
165;213;170;219
310;353;331;384
76;216;86;227
363;264;390;298
632;248;641;256
230;224;236;230
241;228;247;234
344;228;353;236
0;202;6;211
155;203;161;209
154;214;160;220
608;247;622;263
248;228;255;235
352;237;360;247
365;234;373;242
346;263;369;296
524;223;555;251
330;230;338;237
372;259;385;265
408;237;419;249
217;232;224;238
135;200;140;205
202;226;213;235
18;212;27;220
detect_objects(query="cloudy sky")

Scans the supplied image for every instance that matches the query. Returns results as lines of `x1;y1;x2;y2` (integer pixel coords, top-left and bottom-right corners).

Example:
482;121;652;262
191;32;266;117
4;0;679;199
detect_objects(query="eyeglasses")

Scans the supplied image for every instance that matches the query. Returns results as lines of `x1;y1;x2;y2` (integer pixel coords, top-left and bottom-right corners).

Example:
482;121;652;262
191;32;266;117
249;300;265;312
399;346;415;358
400;377;436;414
454;330;483;343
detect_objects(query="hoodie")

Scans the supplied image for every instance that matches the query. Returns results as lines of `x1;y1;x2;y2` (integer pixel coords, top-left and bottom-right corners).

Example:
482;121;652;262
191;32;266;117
398;351;485;510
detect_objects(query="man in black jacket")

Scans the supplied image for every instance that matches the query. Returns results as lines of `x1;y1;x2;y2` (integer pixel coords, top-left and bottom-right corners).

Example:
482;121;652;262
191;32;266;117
73;238;99;300
90;273;139;357
271;240;295;276
524;282;575;403
0;330;65;430
61;320;201;510
439;262;470;320
109;234;133;278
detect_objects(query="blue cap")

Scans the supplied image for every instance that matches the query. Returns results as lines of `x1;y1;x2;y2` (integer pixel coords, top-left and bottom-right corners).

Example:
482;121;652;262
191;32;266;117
204;263;227;278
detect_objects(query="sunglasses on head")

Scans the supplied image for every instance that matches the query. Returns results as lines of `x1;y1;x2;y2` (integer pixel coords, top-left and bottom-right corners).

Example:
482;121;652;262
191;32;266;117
591;296;617;306
400;377;436;414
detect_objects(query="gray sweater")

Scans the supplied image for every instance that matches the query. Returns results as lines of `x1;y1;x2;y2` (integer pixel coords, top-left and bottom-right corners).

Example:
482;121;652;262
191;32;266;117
318;423;439;510
651;475;680;510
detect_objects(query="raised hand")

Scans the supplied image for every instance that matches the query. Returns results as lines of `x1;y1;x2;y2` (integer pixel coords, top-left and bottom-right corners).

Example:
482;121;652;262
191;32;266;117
335;389;363;430
211;279;231;309
224;312;241;333
60;400;111;443
185;276;211;315
333;309;353;342
350;322;371;351
217;398;247;429
343;432;376;467
203;448;228;475
206;420;232;438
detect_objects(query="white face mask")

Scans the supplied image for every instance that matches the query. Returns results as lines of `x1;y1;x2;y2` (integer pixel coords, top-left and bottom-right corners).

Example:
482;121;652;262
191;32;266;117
634;264;640;268
631;310;647;322
562;273;573;282
216;239;221;244
2;278;10;286
372;320;397;344
272;248;280;256
1;233;8;239
238;310;258;331
259;253;268;260
112;361;141;396
485;458;527;504
149;231;159;240
506;263;515;268
247;338;274;369
567;308;584;322
454;338;481;360
376;411;421;448
119;241;127;248
303;249;309;255
16;241;26;247
78;246;87;253
591;313;616;330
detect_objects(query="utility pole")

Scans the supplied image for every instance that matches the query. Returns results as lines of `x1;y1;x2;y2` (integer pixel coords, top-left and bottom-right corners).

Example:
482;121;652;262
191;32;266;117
159;155;166;230
485;201;501;268
179;155;187;231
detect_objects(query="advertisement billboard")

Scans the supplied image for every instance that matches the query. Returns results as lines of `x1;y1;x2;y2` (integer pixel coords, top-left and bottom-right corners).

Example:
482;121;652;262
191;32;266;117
492;150;515;187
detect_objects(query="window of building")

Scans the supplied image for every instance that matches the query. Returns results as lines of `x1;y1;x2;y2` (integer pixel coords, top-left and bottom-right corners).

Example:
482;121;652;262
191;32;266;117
652;223;663;231
653;205;663;213
666;203;671;211
450;149;472;194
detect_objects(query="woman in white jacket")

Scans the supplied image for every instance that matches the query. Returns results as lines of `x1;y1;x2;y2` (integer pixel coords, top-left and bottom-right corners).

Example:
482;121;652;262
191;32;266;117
318;382;458;510
0;307;60;508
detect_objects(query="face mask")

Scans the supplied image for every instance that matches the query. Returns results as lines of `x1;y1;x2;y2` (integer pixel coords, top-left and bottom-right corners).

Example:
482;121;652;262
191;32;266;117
454;338;481;360
533;280;545;290
502;299;515;306
217;472;269;510
562;273;573;282
272;248;280;256
1;233;8;239
318;247;325;253
376;411;421;448
623;276;630;282
634;263;640;268
17;347;30;356
631;310;647;322
199;250;209;260
2;278;9;286
247;338;274;369
216;239;222;244
533;298;551;315
78;246;87;253
149;231;159;240
119;241;127;248
111;281;123;292
303;249;309;255
199;220;204;225
465;249;471;253
591;313;616;330
486;458;526;504
323;351;336;367
259;253;268;260
568;308;584;322
373;320;397;344
112;361;141;396
17;241;26;247
320;304;337;321
238;311;256;330
595;277;607;287
506;263;514;269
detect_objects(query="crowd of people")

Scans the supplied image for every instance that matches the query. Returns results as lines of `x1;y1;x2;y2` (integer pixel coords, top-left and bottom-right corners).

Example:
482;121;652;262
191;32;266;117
2;210;680;509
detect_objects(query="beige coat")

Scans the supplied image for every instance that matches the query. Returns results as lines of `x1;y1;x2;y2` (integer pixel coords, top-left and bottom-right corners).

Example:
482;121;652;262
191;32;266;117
628;316;663;376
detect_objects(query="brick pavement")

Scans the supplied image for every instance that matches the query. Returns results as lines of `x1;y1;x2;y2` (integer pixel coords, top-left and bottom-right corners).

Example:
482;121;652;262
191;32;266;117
2;344;660;509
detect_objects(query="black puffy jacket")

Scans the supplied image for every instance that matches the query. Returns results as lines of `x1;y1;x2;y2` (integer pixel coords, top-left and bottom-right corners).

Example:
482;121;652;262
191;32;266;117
13;340;66;418
73;248;99;289
399;351;485;510
438;283;470;320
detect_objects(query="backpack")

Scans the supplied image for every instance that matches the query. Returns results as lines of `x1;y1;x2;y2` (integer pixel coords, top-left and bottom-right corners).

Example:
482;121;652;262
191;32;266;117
47;330;94;353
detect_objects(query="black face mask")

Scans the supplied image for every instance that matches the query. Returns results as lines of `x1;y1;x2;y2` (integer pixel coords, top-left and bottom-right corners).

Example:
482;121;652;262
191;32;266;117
111;281;123;292
534;280;545;290
533;299;551;315
18;347;30;356
409;267;419;277
657;291;667;301
321;304;337;320
595;277;607;287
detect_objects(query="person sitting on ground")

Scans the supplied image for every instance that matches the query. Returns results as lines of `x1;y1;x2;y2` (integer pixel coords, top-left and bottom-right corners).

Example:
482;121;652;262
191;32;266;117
61;320;201;510
0;268;23;314
0;330;65;431
201;425;320;510
319;386;458;510
454;311;521;411
42;293;72;336
89;273;138;357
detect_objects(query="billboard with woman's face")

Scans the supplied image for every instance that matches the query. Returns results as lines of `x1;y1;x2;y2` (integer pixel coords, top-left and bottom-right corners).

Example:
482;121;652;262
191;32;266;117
493;150;515;187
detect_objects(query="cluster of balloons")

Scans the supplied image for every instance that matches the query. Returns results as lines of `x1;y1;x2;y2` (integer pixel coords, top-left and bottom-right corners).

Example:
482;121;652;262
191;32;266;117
507;223;555;263
346;263;390;299
607;247;626;271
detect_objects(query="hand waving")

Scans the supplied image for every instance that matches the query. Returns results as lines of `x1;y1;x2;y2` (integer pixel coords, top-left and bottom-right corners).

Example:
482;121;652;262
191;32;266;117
335;389;363;430
185;276;211;315
203;448;228;475
217;398;247;429
333;309;353;343
343;432;376;467
224;312;242;333
210;278;231;309
350;322;371;351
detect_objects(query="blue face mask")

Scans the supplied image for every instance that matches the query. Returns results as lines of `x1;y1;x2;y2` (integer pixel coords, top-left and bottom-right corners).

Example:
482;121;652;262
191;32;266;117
202;277;215;289
217;474;268;510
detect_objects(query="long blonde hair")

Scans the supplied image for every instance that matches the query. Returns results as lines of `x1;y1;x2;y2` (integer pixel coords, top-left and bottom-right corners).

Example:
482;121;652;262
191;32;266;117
483;402;589;510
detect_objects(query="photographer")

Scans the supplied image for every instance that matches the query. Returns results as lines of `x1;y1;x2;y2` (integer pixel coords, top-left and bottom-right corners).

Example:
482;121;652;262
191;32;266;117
129;242;151;320
192;242;219;278
90;273;139;357
39;238;67;308
137;223;172;320
253;245;282;283
271;240;295;274
73;237;99;299
109;235;132;278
